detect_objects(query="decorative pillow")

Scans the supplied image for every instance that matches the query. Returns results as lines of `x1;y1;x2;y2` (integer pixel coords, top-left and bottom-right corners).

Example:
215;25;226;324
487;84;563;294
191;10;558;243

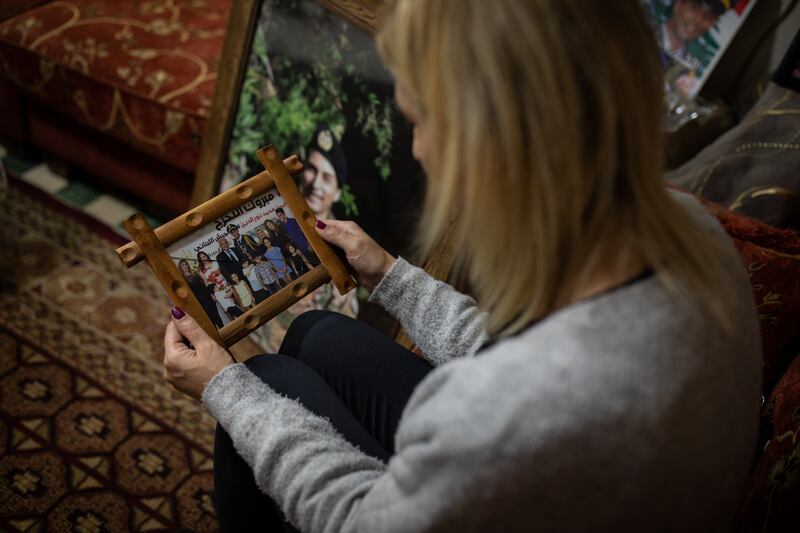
701;198;800;395
668;83;800;230
698;198;800;531
739;352;800;532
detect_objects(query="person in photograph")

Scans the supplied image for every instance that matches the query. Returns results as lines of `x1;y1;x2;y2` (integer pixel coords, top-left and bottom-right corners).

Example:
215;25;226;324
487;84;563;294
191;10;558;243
213;281;242;320
264;220;291;252
227;223;263;260
196;250;223;288
260;236;292;286
242;259;270;304
286;243;312;277
215;236;247;285
254;227;270;249
658;0;728;67
253;255;280;297
230;272;255;311
197;250;231;326
275;207;310;255
178;259;223;328
164;1;762;531
242;127;356;352
301;125;347;221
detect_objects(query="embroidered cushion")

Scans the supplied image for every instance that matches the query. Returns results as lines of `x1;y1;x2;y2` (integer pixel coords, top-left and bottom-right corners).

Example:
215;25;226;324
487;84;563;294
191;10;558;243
668;84;800;231
702;199;800;395
0;0;229;172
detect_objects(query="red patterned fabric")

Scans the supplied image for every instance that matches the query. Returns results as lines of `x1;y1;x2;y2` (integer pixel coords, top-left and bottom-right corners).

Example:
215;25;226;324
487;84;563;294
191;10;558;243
28;105;193;213
740;354;800;532
700;200;800;532
0;0;230;172
703;200;800;394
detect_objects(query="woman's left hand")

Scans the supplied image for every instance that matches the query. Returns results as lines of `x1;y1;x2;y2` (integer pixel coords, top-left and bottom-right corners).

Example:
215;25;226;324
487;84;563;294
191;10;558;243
163;307;235;400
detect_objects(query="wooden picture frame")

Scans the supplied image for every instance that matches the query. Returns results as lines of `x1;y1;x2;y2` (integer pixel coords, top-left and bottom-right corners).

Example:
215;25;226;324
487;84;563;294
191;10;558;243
190;0;381;206
116;145;356;348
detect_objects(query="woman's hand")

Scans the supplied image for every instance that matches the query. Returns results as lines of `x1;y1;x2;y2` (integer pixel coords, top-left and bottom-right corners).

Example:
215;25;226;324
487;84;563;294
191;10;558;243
315;220;396;291
163;307;235;400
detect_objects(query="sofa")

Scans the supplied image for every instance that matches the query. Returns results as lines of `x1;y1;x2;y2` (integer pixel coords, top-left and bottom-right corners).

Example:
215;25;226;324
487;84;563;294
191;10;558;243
0;0;230;214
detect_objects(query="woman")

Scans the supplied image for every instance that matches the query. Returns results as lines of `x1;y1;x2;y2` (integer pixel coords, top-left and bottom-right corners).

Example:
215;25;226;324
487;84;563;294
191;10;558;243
286;243;313;277
261;236;292;286
265;219;291;253
163;2;761;531
196;251;223;288
178;259;223;328
197;250;231;326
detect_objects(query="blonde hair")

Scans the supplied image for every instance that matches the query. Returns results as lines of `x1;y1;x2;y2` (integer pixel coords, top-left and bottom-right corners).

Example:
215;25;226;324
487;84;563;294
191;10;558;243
378;0;734;337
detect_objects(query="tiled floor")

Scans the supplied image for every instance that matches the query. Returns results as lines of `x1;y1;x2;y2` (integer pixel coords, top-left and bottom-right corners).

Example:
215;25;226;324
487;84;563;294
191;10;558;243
0;142;163;236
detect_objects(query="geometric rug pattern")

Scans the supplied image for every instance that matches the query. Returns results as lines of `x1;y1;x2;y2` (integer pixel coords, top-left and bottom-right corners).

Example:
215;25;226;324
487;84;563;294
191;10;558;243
0;181;218;531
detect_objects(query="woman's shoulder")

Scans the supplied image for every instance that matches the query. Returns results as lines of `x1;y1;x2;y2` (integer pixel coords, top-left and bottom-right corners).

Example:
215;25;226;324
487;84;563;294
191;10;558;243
402;267;760;453
415;256;759;418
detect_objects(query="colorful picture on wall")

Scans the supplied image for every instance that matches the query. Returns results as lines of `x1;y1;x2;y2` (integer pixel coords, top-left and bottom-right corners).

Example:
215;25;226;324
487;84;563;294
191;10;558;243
642;0;756;98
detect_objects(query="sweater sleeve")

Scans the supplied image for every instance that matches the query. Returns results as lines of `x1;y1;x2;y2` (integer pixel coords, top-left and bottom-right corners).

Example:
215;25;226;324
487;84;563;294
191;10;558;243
202;360;515;533
367;257;489;365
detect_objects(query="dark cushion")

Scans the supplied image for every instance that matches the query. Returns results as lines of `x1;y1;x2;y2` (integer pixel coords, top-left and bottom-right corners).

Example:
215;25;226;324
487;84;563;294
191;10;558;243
698;198;800;531
669;83;800;230
740;352;800;532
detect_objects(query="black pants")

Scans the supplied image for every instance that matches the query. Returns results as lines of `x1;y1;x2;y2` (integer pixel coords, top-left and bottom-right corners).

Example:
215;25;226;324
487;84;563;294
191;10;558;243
213;311;434;532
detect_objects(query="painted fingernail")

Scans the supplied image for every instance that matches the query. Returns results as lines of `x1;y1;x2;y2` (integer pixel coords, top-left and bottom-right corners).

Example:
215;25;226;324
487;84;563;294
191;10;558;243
316;220;327;229
171;306;185;319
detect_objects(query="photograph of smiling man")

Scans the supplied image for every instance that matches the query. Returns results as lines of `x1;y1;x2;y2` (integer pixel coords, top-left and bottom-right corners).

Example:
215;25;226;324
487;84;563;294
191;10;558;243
301;126;346;222
207;0;429;352
642;0;755;98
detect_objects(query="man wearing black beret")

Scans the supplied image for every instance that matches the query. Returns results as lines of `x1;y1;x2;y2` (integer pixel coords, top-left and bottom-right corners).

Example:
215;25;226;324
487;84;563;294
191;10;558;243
301;125;348;221
660;0;729;66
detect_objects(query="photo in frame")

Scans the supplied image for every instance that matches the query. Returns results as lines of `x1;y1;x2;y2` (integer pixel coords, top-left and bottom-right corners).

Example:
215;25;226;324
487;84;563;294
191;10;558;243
116;145;356;348
191;0;426;351
168;188;321;331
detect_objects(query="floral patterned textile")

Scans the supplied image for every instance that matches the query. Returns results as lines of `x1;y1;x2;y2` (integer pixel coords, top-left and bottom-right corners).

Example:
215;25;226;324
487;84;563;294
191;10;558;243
698;198;800;531
702;199;800;396
0;0;230;172
741;354;800;532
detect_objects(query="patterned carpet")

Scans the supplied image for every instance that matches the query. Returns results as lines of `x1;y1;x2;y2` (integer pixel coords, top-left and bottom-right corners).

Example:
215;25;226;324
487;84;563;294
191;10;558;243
0;179;218;532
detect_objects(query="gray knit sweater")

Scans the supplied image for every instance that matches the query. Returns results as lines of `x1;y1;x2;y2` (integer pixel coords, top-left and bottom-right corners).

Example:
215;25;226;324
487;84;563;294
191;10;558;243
202;194;762;532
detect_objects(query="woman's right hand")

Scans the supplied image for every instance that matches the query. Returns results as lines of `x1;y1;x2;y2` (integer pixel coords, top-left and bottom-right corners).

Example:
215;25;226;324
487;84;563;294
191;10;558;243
315;220;396;291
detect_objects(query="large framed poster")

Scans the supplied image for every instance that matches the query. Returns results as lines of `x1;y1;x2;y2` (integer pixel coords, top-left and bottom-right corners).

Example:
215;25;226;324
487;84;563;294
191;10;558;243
191;0;425;350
